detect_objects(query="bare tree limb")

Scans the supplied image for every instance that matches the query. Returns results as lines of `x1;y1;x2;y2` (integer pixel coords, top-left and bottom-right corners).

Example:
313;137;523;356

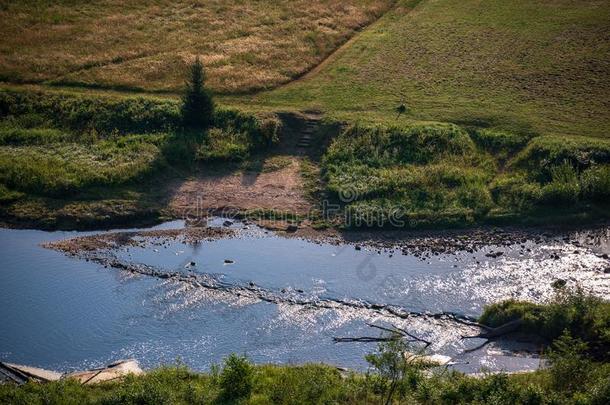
390;325;432;348
463;339;491;353
461;319;524;340
333;336;399;343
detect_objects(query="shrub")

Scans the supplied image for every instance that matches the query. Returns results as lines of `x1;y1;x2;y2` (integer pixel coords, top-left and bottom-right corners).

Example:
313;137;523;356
0;184;23;202
214;108;281;150
580;165;610;200
101;373;171;405
219;354;254;402
546;332;592;393
0;137;161;195
365;338;427;403
587;367;610;405
539;162;580;205
479;300;543;327
326;160;493;227
198;128;250;162
0;126;71;145
457;182;494;216
479;287;610;360
264;365;343;404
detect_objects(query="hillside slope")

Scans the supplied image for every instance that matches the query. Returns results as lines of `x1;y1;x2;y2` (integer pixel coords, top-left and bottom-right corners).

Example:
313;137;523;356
0;0;393;93
239;0;610;138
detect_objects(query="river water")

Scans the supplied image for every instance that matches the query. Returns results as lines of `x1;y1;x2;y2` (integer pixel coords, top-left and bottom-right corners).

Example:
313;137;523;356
1;220;609;374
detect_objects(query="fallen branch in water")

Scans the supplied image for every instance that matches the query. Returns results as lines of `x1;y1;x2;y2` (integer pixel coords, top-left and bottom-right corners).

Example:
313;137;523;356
333;336;400;343
461;319;524;340
334;323;431;347
461;319;525;353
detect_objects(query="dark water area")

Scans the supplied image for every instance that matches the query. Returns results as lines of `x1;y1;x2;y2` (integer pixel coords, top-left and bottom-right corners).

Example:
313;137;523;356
1;220;609;374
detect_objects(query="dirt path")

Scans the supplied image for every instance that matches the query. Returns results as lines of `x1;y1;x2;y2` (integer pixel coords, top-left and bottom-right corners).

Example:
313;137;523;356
168;157;313;219
169;112;324;221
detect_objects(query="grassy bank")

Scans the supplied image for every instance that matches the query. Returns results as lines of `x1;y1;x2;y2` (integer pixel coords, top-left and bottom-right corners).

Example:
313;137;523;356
5;362;608;405
0;88;280;229
2;290;609;404
321;122;610;228
1;86;609;230
0;0;393;94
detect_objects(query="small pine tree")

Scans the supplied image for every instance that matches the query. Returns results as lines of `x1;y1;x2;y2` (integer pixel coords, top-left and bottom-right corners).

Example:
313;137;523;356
181;57;214;131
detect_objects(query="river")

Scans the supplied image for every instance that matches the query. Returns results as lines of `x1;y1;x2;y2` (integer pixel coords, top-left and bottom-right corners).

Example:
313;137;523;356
1;219;609;374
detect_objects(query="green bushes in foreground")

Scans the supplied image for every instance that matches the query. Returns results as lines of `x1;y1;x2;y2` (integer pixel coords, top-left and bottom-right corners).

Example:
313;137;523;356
1;292;608;404
0;88;281;148
323;124;496;227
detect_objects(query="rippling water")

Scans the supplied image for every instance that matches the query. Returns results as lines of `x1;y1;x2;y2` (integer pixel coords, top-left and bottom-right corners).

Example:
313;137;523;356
1;220;608;374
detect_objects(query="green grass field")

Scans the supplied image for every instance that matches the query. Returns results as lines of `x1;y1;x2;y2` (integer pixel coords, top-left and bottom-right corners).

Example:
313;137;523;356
231;0;610;139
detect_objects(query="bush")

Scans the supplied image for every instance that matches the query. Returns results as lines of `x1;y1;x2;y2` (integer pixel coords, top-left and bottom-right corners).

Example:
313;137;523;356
0;89;281;199
219;354;254;402
539;162;580;205
320;123;497;228
0;183;23;202
580;165;610;200
262;364;343;404
365;338;427;403
546;332;592;394
198;128;251;162
479;300;543;327
214;108;281;150
0;136;161;195
479;287;610;360
0;126;71;145
325;160;493;227
101;374;171;405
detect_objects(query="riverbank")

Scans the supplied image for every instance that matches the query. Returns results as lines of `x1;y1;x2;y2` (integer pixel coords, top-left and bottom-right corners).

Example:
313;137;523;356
1;340;608;404
2;86;610;234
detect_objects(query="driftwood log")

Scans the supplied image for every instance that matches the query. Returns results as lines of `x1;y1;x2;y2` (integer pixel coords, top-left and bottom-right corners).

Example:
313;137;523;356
333;323;431;347
460;319;525;352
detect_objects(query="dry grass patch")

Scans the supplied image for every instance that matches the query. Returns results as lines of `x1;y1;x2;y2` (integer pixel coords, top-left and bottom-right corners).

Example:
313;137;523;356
0;0;393;93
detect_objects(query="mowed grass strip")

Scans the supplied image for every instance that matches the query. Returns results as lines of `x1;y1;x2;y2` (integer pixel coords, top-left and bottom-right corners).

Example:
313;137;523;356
242;0;610;138
0;0;393;93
